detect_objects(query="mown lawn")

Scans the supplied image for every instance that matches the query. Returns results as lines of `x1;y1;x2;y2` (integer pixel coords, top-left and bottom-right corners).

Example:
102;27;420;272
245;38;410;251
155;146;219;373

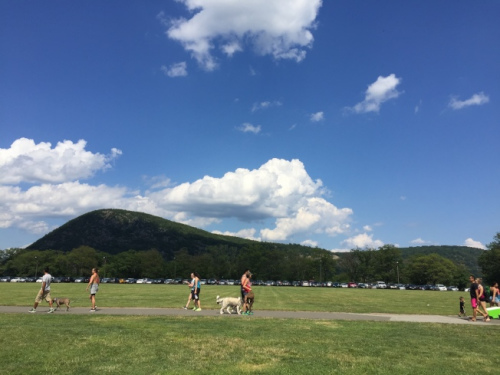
1;313;497;375
1;283;468;315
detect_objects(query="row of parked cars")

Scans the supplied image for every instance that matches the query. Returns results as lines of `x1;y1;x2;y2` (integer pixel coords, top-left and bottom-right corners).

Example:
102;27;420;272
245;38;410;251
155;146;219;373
0;276;462;291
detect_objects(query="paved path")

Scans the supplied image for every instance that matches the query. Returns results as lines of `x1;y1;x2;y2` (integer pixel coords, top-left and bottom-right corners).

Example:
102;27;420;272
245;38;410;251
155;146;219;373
1;305;498;325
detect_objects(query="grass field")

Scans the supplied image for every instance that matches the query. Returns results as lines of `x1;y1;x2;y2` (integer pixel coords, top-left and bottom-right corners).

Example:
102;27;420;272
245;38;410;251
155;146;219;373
1;284;499;375
0;283;472;315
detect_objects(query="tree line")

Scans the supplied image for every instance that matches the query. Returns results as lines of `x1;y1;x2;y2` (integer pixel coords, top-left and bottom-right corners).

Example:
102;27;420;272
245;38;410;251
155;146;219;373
1;232;499;285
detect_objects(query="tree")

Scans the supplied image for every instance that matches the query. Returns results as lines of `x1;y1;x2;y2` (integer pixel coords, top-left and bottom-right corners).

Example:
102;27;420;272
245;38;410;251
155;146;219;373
406;254;456;285
478;232;500;284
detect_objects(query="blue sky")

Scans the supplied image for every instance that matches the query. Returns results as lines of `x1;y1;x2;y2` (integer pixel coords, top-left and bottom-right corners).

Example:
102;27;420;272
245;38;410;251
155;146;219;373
1;1;499;251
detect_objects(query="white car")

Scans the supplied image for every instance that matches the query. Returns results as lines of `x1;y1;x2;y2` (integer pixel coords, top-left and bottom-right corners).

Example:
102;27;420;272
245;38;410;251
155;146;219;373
10;277;26;282
435;284;447;291
447;286;459;291
375;281;387;289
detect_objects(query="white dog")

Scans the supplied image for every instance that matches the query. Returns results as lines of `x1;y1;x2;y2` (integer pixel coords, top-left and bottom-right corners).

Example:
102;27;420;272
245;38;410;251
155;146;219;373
216;295;242;315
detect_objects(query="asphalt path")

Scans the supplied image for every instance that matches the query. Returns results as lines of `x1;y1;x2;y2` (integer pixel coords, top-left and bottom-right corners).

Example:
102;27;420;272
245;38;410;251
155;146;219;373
1;306;499;325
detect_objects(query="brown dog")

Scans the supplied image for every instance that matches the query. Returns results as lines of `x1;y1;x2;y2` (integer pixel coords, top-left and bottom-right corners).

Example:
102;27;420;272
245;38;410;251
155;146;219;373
52;297;71;311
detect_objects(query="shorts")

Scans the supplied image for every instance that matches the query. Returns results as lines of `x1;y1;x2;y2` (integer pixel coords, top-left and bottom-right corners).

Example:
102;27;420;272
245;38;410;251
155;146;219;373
90;284;99;295
490;296;500;304
191;290;200;300
471;298;478;309
35;289;51;304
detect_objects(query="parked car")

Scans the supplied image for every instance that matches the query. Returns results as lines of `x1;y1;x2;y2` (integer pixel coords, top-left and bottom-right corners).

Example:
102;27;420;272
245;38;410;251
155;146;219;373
340;283;348;288
10;277;26;282
265;280;275;286
74;277;86;283
447;286;459;291
375;281;387;289
348;282;358;288
357;283;368;288
207;278;217;285
435;284;447;291
301;281;310;287
0;276;11;282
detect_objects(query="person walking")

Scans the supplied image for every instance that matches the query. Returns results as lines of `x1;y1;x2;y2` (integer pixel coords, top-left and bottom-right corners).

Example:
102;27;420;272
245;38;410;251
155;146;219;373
29;267;54;313
86;268;100;312
184;273;195;309
476;278;491;322
241;269;251;301
489;282;499;307
243;272;254;315
191;272;202;311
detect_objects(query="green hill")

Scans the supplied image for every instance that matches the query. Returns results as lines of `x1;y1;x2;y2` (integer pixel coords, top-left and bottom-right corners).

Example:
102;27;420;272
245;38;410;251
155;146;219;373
27;209;260;255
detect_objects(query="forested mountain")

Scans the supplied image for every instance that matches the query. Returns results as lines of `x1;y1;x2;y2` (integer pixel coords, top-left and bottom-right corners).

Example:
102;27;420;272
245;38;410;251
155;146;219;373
399;245;484;276
2;209;487;282
26;208;319;258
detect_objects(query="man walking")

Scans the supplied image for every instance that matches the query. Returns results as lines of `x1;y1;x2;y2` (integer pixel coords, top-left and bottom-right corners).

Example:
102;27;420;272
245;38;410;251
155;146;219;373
29;267;54;313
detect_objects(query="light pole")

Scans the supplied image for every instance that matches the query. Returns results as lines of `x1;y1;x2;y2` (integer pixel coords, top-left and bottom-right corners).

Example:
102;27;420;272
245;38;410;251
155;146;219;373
396;261;400;285
35;256;38;278
103;257;106;278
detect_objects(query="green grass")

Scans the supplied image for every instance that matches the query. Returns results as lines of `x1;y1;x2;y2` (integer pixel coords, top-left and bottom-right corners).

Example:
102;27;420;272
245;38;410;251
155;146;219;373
1;314;498;375
2;283;498;375
2;283;469;315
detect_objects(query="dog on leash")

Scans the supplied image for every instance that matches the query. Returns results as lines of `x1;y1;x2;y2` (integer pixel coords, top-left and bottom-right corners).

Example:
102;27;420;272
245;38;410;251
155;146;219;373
52;297;71;311
216;295;242;315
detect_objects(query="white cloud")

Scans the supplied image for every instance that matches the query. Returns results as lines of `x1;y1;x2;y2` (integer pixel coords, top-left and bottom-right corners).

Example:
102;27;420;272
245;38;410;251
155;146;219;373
464;238;486;250
0;138;121;185
341;233;384;249
301;239;319;247
251;100;282;112
237;123;261;134
166;0;323;70
351;74;402;113
161;62;188;77
149;158;352;242
411;238;427;245
310;111;324;122
363;225;373;232
449;92;489;110
212;228;260;241
1;140;353;248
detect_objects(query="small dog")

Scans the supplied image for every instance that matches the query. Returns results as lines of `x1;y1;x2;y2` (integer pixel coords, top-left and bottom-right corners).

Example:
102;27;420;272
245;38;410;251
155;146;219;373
244;291;254;313
52;297;71;311
216;295;242;315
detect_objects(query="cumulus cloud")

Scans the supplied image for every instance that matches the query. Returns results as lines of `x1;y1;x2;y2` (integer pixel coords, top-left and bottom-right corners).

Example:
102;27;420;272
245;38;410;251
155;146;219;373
165;0;323;70
161;62;188;77
0;138;121;185
149;158;352;241
310;111;324;122
350;74;402;113
1;139;353;248
448;92;489;110
237;123;261;134
341;233;384;249
464;238;486;250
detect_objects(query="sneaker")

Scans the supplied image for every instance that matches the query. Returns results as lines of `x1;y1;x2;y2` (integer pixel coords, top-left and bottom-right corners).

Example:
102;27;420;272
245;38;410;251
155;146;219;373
48;308;55;313
183;307;188;310
90;309;96;312
242;311;248;315
248;311;254;315
194;308;202;311
192;307;197;310
28;308;36;313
